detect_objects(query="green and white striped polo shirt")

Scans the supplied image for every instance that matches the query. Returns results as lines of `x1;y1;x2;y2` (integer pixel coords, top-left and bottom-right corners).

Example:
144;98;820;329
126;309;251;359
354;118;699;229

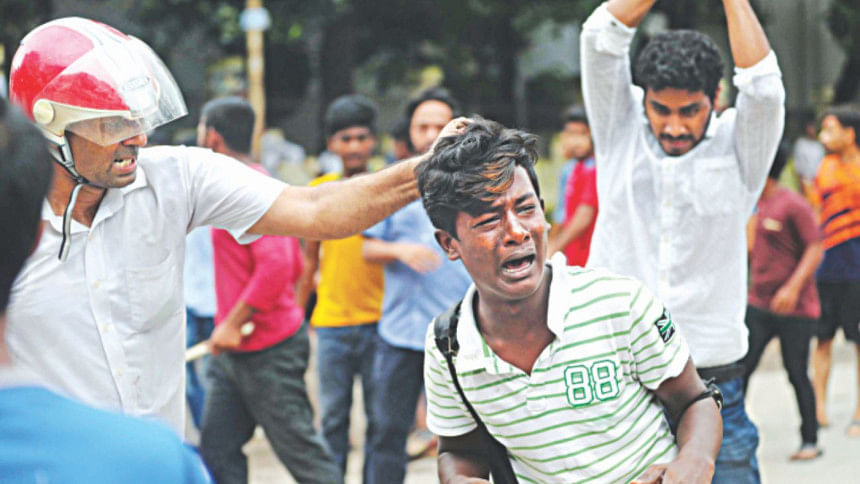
424;256;690;483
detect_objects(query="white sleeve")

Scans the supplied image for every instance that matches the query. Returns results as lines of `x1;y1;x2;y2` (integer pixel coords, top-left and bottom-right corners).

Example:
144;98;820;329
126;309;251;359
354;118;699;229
580;3;642;166
732;51;786;204
181;147;285;243
626;281;690;390
424;325;478;437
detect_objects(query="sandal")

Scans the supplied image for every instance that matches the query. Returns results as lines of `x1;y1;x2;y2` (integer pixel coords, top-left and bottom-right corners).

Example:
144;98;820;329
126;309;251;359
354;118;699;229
789;443;822;461
847;419;860;438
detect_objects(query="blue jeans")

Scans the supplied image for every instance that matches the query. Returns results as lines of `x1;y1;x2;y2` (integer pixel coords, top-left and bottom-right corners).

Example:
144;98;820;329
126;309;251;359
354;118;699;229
186;308;213;429
366;337;424;484
316;323;378;478
712;377;761;484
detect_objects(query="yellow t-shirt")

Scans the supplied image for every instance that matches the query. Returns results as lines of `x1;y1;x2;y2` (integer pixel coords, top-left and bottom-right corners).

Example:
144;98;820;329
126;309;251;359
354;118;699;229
309;173;384;327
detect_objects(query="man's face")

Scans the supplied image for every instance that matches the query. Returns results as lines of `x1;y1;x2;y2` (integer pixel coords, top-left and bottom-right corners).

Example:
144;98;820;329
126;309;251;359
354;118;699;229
66;126;147;188
819;115;855;155
327;126;376;176
439;167;548;303
560;121;593;160
644;87;713;156
410;100;454;154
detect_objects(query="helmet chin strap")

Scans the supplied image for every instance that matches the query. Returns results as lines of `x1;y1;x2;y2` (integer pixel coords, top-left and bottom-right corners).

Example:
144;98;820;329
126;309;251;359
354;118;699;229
51;137;91;261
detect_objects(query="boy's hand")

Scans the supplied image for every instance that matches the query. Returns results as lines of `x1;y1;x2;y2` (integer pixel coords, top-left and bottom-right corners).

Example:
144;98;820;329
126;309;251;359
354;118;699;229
396;242;442;273
631;450;715;484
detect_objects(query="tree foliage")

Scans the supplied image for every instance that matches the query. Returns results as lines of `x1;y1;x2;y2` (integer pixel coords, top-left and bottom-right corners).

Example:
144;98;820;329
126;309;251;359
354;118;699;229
827;0;860;102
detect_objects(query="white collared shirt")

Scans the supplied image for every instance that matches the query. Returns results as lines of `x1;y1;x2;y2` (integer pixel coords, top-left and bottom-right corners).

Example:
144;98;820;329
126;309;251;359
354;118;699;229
6;146;283;434
581;4;785;367
425;255;690;483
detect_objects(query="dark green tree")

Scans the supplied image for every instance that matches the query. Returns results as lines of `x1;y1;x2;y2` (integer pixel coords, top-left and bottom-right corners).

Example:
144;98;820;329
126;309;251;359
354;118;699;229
827;0;860;103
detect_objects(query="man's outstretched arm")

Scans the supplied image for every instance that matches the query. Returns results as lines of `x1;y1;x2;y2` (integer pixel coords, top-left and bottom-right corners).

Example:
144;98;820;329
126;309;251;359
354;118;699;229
249;117;470;240
633;359;722;484
248;155;422;240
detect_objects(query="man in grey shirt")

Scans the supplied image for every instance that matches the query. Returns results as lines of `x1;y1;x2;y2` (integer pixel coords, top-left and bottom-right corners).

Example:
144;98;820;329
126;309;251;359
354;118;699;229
581;1;784;483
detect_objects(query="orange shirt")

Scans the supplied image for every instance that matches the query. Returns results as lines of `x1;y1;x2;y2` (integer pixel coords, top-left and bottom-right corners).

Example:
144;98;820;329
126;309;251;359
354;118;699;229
813;154;860;249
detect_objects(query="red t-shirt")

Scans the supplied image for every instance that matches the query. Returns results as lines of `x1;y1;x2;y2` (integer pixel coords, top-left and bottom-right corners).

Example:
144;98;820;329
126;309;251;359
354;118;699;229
211;164;304;352
749;186;821;319
562;157;598;266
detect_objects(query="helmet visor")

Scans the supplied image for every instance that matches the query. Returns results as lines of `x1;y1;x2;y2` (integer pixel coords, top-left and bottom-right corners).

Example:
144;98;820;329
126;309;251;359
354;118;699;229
44;36;187;145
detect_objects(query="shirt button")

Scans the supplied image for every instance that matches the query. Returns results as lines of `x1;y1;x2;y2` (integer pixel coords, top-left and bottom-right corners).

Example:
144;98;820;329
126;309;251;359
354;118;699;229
92;280;101;289
115;368;124;377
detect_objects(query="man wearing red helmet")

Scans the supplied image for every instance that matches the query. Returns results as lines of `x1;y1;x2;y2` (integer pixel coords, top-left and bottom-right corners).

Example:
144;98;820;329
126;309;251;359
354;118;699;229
5;17;467;436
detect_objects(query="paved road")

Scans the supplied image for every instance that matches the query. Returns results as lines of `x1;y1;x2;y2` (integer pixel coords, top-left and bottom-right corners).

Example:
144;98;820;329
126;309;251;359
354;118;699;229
240;334;859;483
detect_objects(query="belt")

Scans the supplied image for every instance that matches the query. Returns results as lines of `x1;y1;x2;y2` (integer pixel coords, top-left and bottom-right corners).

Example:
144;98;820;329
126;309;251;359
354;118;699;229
697;362;745;383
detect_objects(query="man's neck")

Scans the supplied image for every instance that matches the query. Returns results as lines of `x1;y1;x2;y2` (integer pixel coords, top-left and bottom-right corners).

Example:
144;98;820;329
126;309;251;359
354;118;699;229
46;166;106;227
474;269;554;374
343;166;369;178
760;178;779;198
216;147;252;165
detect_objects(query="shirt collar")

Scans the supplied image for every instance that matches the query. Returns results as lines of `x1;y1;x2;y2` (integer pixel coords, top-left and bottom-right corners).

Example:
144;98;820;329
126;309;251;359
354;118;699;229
41;163;149;233
454;255;568;375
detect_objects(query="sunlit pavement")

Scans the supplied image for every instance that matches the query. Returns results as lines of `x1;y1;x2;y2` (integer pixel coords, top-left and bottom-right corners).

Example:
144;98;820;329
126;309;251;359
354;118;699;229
235;332;860;483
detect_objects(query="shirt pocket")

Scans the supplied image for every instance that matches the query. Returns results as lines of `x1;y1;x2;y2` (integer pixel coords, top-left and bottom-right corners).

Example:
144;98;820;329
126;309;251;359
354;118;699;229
692;156;742;216
125;250;182;332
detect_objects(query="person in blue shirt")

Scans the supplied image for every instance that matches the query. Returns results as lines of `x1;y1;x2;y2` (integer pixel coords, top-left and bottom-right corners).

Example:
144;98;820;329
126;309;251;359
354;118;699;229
362;88;473;484
184;225;216;430
0;99;210;484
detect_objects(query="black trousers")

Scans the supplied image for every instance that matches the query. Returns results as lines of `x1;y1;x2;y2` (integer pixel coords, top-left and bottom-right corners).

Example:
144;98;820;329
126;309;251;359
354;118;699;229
741;305;818;444
199;324;341;484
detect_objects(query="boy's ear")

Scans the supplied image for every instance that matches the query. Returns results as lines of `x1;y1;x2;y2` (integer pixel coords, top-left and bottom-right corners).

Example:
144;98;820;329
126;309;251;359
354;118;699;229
434;229;461;261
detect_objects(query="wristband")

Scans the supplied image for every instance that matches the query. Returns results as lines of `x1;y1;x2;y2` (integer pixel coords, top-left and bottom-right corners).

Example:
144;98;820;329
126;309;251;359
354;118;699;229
677;378;723;422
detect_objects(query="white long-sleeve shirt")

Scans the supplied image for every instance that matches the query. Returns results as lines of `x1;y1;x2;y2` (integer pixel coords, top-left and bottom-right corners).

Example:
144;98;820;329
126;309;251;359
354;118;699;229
581;4;785;367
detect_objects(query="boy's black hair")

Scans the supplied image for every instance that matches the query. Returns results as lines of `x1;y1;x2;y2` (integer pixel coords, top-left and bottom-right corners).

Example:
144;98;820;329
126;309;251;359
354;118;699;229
633;30;724;101
0;100;54;312
824;105;860;148
562;105;589;127
324;94;378;138
201;97;256;155
417;117;540;239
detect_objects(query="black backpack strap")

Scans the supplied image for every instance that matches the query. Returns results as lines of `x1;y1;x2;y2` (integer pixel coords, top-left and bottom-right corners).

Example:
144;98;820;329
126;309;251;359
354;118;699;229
432;299;518;484
434;300;462;359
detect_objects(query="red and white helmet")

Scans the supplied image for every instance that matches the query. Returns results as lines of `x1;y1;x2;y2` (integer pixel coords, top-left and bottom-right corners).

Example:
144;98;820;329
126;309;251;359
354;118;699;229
9;18;187;261
10;17;186;150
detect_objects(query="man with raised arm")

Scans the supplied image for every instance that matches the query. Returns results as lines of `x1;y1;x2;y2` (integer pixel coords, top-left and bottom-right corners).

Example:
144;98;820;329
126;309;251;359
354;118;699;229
581;1;785;482
5;18;464;436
